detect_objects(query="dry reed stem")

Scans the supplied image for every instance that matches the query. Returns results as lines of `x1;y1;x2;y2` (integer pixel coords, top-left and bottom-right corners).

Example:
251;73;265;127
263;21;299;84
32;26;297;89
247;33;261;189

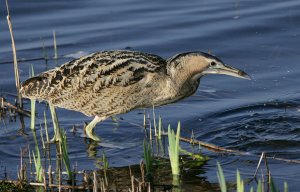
0;97;30;117
48;166;53;185
21;181;94;190
43;169;47;190
53;30;58;59
253;152;264;179
161;132;300;164
93;171;97;192
140;160;145;185
5;0;22;108
161;132;247;155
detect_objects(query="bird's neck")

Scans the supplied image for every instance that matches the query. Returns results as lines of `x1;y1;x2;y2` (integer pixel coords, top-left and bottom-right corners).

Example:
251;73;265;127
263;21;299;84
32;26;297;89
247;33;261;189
169;64;202;88
164;56;206;101
167;56;206;87
166;70;201;101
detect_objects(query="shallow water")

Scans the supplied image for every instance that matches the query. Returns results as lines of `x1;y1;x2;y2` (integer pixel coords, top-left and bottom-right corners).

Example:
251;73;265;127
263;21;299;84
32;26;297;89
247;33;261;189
0;0;300;190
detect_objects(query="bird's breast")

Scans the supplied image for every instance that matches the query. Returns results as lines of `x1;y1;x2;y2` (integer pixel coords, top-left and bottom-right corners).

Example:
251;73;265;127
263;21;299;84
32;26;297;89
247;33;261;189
149;78;181;107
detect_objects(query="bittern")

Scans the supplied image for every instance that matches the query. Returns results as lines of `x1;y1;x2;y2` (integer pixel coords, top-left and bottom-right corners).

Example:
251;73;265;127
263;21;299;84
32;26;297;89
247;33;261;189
20;50;250;141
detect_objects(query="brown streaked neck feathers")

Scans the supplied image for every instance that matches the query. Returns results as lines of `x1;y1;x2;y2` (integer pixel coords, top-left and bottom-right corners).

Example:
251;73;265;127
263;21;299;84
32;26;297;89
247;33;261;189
166;52;209;88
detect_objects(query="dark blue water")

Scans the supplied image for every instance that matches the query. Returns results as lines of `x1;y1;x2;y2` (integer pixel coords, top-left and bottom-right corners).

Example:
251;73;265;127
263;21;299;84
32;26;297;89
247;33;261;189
0;0;300;190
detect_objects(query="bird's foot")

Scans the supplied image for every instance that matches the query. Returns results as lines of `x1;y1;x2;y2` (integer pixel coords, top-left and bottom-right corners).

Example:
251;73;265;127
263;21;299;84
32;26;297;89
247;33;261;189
86;130;101;142
84;122;100;142
83;115;107;142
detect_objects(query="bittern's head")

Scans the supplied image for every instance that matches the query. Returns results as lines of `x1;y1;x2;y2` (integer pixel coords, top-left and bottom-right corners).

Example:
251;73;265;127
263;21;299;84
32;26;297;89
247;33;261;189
167;52;251;82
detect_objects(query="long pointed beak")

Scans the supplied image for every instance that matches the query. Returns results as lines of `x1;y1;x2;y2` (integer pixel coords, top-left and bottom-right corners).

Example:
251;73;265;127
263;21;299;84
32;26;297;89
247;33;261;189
205;64;251;80
218;64;251;80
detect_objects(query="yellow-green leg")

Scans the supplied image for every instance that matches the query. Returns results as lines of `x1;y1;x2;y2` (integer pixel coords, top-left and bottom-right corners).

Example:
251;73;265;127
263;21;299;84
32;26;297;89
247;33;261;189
85;116;107;141
49;104;62;142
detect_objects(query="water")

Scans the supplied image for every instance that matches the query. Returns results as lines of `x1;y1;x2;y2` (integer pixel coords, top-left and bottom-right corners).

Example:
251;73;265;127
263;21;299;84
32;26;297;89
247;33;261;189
0;0;300;190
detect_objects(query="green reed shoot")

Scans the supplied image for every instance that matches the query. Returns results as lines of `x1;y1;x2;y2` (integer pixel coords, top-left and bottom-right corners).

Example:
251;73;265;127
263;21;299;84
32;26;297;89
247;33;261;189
48;103;72;180
60;128;72;181
168;122;181;176
143;140;153;178
257;180;262;192
102;152;109;173
217;162;287;192
179;148;207;161
102;152;109;186
31;130;43;182
30;65;36;130
284;182;288;192
217;162;226;192
236;170;244;192
32;149;43;182
270;176;279;192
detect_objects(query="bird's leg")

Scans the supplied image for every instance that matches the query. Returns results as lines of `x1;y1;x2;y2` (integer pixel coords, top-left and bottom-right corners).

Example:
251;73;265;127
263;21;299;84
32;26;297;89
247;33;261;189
49;104;62;142
84;115;107;141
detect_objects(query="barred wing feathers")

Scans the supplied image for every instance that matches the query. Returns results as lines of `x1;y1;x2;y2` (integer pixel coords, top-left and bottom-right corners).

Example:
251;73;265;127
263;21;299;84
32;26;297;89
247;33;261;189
20;50;167;116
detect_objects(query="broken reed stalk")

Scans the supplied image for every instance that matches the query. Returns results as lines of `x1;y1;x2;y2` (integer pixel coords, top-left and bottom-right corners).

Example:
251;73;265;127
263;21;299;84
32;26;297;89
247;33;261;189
143;110;146;128
30;65;36;130
6;0;22;108
30;98;36;130
0;97;30;117
53;30;58;59
44;110;50;143
152;105;157;136
162;131;248;155
148;114;152;141
40;124;46;150
174;133;300;164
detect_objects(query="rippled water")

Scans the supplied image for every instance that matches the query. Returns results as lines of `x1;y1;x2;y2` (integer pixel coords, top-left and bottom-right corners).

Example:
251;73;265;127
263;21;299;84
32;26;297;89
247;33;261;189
0;0;300;190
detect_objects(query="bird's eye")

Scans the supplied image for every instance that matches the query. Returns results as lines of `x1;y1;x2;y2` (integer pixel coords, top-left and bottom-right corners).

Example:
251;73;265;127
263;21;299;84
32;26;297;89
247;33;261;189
210;61;217;67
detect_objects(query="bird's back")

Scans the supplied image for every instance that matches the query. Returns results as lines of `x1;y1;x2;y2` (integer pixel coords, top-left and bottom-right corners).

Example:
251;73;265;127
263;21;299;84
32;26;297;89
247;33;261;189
21;50;168;116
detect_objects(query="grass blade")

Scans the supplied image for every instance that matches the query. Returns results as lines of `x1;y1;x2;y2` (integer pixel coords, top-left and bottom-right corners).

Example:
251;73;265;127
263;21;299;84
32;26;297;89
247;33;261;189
236;170;244;192
217;162;227;192
168;122;181;176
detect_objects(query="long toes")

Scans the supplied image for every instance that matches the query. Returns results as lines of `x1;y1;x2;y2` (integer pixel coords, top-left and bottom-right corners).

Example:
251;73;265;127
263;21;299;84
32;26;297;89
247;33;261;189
86;131;101;142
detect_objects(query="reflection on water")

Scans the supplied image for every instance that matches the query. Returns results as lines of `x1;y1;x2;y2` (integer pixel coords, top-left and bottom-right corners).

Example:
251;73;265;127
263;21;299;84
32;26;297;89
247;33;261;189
0;0;300;190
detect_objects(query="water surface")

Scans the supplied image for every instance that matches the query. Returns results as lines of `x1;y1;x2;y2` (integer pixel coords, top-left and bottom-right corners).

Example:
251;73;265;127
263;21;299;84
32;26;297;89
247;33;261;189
0;0;300;190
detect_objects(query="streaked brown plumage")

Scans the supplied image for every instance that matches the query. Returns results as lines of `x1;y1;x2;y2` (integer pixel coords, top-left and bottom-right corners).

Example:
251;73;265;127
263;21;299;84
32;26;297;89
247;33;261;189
20;50;250;141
